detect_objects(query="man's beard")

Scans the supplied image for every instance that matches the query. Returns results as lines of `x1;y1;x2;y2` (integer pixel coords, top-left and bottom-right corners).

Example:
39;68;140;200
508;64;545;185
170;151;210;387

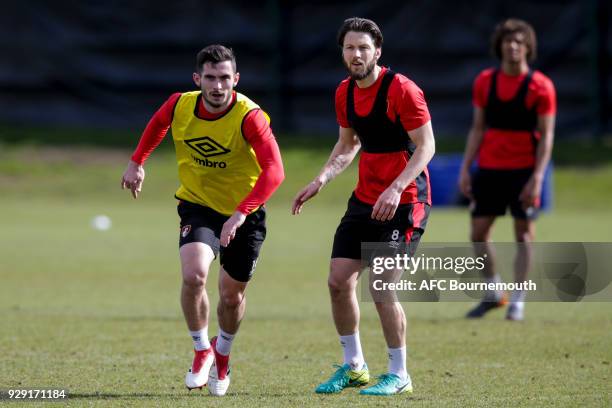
345;59;376;80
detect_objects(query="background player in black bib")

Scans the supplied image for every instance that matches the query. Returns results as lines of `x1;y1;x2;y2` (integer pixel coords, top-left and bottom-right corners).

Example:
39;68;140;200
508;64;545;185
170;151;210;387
459;19;556;321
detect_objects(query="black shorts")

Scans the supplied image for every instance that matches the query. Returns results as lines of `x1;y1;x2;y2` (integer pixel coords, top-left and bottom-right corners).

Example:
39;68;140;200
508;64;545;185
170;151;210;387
471;168;537;220
331;194;430;260
177;201;266;282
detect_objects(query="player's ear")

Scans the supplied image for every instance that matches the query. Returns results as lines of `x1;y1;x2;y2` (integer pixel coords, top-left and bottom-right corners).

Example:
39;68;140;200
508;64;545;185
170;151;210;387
375;47;382;61
193;72;201;87
233;72;240;87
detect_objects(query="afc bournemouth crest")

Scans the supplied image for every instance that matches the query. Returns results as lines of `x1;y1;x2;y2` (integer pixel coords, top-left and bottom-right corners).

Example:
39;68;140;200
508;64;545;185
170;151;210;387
181;225;192;238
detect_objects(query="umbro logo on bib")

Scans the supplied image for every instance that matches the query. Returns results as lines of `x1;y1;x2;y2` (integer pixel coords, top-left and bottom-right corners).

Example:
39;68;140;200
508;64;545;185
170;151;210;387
185;136;231;158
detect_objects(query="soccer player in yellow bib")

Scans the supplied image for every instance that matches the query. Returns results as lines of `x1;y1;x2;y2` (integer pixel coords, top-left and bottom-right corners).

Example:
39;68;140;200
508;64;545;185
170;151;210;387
121;45;284;396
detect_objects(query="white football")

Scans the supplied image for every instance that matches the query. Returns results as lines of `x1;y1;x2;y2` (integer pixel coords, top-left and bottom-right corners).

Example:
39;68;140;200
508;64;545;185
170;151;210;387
91;215;112;231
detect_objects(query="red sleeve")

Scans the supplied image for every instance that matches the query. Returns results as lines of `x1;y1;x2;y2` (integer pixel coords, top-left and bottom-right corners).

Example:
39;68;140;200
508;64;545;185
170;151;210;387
472;69;492;109
534;73;557;115
131;92;181;165
334;80;350;128
236;110;285;215
389;75;431;132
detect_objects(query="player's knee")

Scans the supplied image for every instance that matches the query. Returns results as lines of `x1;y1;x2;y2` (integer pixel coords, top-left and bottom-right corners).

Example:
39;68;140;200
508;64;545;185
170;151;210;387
328;276;353;297
219;290;244;309
182;267;208;289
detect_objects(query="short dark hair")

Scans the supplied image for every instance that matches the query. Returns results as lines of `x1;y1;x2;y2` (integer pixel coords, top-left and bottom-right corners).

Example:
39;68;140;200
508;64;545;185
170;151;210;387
490;18;537;62
195;45;236;73
337;17;383;48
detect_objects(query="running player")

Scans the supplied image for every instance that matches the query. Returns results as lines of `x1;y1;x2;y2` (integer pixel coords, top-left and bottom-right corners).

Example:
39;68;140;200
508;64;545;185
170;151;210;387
121;45;284;395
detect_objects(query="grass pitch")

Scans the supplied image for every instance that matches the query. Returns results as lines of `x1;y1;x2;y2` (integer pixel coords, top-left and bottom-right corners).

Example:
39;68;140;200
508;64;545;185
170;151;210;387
0;144;611;407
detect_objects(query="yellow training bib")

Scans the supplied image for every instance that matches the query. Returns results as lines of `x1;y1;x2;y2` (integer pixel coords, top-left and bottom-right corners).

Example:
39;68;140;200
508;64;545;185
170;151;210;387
171;91;267;215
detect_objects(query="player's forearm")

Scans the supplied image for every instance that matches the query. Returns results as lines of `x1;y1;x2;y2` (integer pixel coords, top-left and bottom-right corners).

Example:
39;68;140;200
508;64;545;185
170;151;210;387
131;114;170;165
236;140;285;215
316;140;360;187
389;139;435;193
533;115;555;180
236;167;284;214
460;127;483;172
533;132;553;181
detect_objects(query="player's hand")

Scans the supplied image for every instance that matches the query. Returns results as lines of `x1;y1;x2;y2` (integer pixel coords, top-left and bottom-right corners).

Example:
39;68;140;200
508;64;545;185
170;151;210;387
458;169;473;200
291;180;323;215
519;175;542;210
121;160;145;199
220;211;247;247
371;187;402;221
